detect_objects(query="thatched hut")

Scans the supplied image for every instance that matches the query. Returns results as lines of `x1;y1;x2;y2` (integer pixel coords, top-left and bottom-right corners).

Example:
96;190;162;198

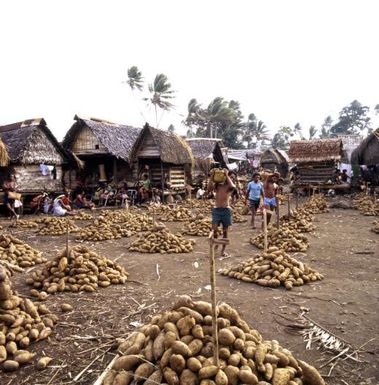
260;148;289;177
62;115;141;188
351;128;379;166
288;139;343;185
0;118;68;193
131;124;193;191
0;137;10;167
186;138;225;180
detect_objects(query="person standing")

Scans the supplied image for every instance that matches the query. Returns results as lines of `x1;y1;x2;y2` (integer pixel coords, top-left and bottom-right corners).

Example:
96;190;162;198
3;174;19;220
246;172;264;229
263;173;279;226
208;168;235;257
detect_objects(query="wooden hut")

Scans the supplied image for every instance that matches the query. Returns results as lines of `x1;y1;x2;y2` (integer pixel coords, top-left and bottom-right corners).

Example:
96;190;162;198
260;148;289;177
288;139;343;185
131;124;193;192
351;128;379;166
62;115;141;188
0;118;67;194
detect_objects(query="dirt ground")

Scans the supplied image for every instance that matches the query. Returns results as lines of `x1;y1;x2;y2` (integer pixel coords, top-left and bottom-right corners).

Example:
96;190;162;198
1;198;378;385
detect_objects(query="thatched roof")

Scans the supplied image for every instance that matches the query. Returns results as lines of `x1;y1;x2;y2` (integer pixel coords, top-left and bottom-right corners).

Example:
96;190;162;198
351;128;379;166
62;115;141;162
288;139;343;162
0;136;10;167
186;138;223;159
132;124;193;165
261;148;289;165
0;118;67;164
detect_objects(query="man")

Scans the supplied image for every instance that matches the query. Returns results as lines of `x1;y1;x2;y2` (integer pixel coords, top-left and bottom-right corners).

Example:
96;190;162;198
208;168;235;257
263;173;279;226
341;169;349;183
246;172;264;229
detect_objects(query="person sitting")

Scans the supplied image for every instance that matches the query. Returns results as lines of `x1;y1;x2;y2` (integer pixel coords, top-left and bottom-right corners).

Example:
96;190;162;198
53;193;75;216
43;194;53;214
341;169;349;183
74;190;94;209
139;174;151;203
30;192;48;214
115;183;129;207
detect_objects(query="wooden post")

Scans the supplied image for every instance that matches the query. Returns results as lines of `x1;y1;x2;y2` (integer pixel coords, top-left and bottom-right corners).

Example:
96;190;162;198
160;161;165;202
65;218;69;257
276;199;280;228
287;192;291;217
208;231;229;368
263;209;268;253
295;189;299;209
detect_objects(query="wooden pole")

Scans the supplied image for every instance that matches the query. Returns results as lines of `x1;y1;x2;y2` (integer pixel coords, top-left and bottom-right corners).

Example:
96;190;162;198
276;199;280;228
287;192;291;217
65;218;69;257
295;189;299;209
263;209;268;253
208;231;229;368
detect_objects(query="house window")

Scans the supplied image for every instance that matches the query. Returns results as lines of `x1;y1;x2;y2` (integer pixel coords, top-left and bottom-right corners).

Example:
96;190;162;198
95;144;99;149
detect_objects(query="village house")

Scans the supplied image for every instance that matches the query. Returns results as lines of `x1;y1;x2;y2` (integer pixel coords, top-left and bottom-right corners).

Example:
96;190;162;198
260;148;289;178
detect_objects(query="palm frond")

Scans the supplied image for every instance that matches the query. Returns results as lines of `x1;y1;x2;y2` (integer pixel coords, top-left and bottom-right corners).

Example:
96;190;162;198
127;66;144;91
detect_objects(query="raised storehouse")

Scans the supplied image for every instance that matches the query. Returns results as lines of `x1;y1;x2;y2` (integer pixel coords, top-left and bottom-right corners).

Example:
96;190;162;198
186;138;225;180
260;148;289;178
62;115;141;188
288;138;343;185
0;118;67;193
131;124;193;191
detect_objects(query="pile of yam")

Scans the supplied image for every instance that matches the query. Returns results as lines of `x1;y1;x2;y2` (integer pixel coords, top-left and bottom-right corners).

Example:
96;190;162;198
78;216;133;241
250;227;309;252
158;206;194;222
371;220;379;234
0;235;46;267
36;217;80;235
0;265;57;372
128;228;195;253
73;210;94;221
9;220;38;229
280;210;315;233
220;247;323;290
183;216;212;237
233;211;247;223
100;210;159;232
26;245;128;295
352;193;379;216
302;195;328;214
103;296;325;385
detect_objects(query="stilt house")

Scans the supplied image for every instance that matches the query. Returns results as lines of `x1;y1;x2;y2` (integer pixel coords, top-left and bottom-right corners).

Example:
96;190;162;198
260;148;289;177
131;124;193;191
62;115;141;188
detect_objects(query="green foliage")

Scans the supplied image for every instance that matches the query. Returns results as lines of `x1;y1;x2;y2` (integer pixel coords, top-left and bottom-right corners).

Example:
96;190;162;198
168;124;175;133
319;115;333;138
242;113;269;148
127;66;144;91
271;126;294;150
331;100;371;134
308;125;317;139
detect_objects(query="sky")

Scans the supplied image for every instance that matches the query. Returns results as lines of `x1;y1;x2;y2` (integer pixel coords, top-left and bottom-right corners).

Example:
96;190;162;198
1;0;378;141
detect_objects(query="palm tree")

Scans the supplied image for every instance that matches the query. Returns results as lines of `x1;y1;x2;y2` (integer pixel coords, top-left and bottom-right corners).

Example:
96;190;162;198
126;66;144;91
205;97;235;138
145;73;175;128
243;114;269;148
309;125;317;139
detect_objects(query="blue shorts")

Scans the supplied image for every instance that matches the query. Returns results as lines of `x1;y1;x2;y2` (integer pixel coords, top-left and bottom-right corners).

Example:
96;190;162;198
212;207;232;227
264;197;277;207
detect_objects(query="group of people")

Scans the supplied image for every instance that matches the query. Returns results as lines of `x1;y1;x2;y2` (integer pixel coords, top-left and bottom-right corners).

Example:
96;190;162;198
208;168;280;258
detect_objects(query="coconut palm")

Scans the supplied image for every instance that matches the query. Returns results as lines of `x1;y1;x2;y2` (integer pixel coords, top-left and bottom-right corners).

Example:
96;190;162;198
309;125;317;139
144;73;175;128
243;114;269;148
126;66;144;91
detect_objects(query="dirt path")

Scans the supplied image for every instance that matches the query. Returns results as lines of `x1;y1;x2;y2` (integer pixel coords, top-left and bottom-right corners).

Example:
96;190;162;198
1;203;378;385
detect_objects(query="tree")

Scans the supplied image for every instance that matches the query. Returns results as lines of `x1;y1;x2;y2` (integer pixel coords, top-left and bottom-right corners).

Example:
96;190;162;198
242;113;269;148
126;66;144;91
271;126;294;150
374;104;379;114
308;125;317;139
330;100;371;134
294;123;305;139
320;115;333;138
145;74;175;128
168;124;175;133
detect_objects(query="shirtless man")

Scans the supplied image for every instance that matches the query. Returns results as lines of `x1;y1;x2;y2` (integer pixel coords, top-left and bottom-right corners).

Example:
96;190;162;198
263;173;279;226
208;168;235;257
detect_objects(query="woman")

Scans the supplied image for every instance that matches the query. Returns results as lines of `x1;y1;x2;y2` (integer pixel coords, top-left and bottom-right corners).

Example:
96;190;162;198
3;174;20;219
74;190;94;209
53;193;75;216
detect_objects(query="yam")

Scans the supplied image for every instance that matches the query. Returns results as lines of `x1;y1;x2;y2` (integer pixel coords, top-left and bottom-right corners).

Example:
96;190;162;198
160;348;173;369
163;366;180;385
165;322;180;337
178;307;203;323
227;353;241;367
238;369;258;385
135;362;155;381
145;370;163;385
199;365;218;379
171;341;192;357
0;345;7;363
188;339;203;356
298;360;325;385
37;356;52;370
102;369;117;385
112;355;143;371
218;328;236;346
215;369;228;385
192;301;213;316
14;351;36;364
170;354;186;374
180;368;199;385
3;360;19;371
219;347;231;360
187;357;202;372
272;368;292;385
224;365;239;385
113;371;133;385
153;331;166;360
177;316;196;336
191;324;204;339
165;331;178;349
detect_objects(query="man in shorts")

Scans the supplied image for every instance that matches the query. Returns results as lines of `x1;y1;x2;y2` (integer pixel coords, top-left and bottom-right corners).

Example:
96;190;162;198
263;173;279;226
208;168;235;257
246;172;264;229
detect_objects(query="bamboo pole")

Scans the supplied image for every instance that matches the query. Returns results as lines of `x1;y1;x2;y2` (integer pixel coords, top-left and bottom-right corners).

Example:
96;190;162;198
263;209;268;253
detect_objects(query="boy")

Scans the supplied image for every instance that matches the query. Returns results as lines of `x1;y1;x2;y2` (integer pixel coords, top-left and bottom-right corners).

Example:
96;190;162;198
246;173;264;229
